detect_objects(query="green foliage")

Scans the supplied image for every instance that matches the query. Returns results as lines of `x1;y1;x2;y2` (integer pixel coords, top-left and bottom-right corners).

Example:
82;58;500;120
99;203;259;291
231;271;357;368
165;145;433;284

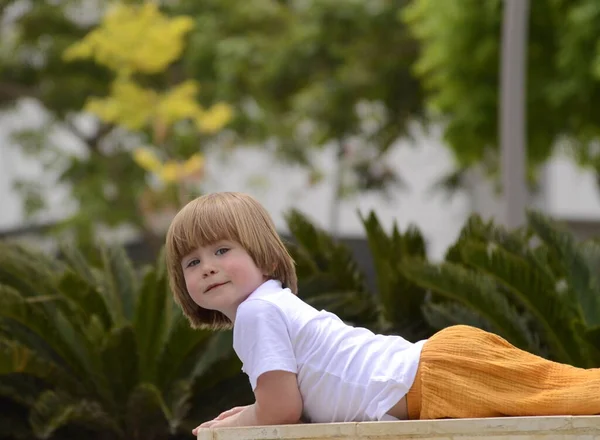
401;211;600;368
0;241;248;440
403;0;600;178
285;209;434;341
286;206;600;368
1;0;427;241
284;209;378;328
179;0;425;197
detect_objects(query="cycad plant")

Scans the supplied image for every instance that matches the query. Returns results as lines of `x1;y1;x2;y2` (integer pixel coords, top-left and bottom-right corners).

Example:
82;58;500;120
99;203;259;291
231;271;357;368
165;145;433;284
0;241;249;440
401;211;600;368
285;209;434;341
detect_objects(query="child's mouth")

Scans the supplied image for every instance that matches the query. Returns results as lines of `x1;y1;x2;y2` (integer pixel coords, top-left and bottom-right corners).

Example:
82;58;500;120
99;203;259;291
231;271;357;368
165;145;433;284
205;282;228;293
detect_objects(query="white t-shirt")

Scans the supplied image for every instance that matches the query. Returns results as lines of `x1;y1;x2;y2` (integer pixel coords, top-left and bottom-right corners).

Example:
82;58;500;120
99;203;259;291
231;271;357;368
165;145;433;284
232;280;426;423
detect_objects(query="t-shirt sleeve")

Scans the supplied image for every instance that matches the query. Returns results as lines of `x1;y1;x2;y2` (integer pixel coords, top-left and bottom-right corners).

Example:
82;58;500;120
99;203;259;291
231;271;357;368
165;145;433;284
233;299;298;390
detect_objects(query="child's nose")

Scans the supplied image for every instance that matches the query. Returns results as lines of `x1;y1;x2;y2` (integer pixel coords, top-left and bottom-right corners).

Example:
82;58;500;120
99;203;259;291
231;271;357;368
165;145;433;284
202;267;217;277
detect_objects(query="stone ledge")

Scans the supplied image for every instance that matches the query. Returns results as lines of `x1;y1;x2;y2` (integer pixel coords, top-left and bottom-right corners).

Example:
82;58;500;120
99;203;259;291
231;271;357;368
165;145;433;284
197;416;600;440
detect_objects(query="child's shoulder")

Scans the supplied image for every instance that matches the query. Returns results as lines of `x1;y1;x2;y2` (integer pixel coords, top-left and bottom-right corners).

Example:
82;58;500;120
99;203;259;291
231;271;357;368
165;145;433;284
236;284;308;326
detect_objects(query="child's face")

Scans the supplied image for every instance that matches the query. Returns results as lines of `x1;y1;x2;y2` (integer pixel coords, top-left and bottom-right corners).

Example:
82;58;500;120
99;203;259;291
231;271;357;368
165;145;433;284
181;240;266;321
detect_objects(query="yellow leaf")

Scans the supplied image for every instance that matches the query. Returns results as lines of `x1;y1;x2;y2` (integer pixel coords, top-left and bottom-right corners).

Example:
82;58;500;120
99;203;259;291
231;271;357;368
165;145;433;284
182;154;205;176
133;148;163;173
63;3;196;74
84;79;156;129
158;161;181;183
156;80;202;126
62;40;93;61
195;103;234;134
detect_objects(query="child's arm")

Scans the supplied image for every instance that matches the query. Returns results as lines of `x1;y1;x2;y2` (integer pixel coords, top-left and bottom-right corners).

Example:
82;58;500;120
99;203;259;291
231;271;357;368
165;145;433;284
193;370;302;432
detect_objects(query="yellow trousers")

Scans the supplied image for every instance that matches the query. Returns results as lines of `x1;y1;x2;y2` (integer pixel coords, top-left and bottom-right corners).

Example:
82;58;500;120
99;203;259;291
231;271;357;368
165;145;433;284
406;325;600;419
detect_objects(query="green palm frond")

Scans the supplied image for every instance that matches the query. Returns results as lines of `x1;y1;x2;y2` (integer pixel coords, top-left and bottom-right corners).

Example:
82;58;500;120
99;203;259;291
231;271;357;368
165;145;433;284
461;242;584;366
0;375;40;409
56;270;113;332
528;211;600;328
423;301;497;333
0;243;65;299
52;306;112;405
0;339;82;397
285;210;369;293
59;242;96;286
0;286;92;386
285;209;377;325
1;240;245;439
155;311;212;392
125;384;171;440
163;330;239;430
30;390;123;440
445;214;529;264
401;259;538;353
360;211;429;337
99;245;138;324
133;267;170;384
99;325;139;410
577;323;600;366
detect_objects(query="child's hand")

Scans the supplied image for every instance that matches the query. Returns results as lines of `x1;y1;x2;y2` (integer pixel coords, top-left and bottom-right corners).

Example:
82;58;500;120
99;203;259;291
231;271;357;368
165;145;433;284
212;405;249;422
192;406;250;434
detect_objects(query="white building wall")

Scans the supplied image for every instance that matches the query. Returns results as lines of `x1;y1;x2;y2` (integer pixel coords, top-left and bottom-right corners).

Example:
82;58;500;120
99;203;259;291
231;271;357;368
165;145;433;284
2;102;600;260
1;103;469;260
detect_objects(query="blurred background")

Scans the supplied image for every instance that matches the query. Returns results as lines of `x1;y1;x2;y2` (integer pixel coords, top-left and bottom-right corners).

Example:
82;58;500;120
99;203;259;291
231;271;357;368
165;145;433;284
2;1;600;439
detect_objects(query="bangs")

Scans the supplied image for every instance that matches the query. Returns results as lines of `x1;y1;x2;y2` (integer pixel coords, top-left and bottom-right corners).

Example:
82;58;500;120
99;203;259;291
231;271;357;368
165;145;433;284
167;198;242;263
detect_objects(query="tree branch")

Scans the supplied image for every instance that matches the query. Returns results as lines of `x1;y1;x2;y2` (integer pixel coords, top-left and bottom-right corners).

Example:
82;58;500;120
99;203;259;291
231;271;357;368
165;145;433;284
63;117;115;154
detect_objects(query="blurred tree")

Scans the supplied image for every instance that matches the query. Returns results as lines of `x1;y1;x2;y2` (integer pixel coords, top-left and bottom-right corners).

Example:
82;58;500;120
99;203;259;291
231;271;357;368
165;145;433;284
176;0;426;217
404;0;600;184
61;2;233;241
0;0;426;240
0;1;231;247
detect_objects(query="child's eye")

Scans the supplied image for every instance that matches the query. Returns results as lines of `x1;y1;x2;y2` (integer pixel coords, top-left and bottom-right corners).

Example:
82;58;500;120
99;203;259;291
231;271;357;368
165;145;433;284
186;259;200;268
215;248;229;256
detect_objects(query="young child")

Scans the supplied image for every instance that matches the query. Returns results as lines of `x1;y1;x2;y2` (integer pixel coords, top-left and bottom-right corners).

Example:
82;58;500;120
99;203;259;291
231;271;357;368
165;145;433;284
165;192;600;434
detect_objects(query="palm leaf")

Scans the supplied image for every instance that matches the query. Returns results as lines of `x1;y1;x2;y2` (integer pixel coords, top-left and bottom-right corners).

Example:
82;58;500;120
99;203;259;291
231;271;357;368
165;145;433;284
0;285;112;406
580;324;600;367
0;338;82;396
0;242;64;299
303;290;377;327
100;325;139;410
59;242;96;284
527;211;600;328
30;390;123;440
0;286;87;383
155;311;213;392
163;330;238;430
56;267;113;331
461;242;584;366
285;209;369;295
285;210;377;326
401;259;539;353
52;307;112;405
125;384;171;440
133;266;169;383
445;214;529;264
361;211;429;337
0;374;44;407
99;245;138;323
423;301;497;333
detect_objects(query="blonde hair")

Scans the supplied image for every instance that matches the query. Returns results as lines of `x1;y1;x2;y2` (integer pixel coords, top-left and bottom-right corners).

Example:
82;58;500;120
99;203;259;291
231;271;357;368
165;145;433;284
165;192;297;329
